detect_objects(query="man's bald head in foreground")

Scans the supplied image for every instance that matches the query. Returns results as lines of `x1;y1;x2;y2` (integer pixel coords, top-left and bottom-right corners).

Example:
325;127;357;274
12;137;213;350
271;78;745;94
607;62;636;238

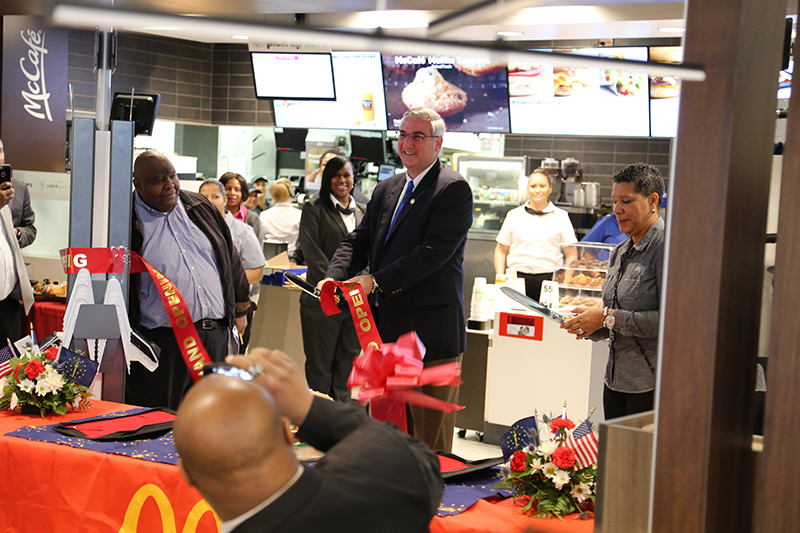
174;374;298;521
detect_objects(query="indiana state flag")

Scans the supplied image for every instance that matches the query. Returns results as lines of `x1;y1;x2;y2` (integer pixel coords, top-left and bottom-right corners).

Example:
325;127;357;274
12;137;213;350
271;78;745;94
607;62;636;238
500;415;539;461
56;347;98;388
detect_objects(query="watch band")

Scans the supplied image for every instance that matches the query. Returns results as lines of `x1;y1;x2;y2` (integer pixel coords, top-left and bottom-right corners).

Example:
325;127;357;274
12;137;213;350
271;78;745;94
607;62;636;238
370;275;380;294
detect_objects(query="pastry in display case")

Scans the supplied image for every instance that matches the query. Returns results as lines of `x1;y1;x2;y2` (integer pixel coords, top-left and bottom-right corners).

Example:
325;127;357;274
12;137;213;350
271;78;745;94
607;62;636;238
553;242;615;309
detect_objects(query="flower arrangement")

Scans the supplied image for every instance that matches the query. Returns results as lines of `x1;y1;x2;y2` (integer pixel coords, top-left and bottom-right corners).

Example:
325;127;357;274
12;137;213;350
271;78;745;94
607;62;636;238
496;414;598;519
0;344;92;417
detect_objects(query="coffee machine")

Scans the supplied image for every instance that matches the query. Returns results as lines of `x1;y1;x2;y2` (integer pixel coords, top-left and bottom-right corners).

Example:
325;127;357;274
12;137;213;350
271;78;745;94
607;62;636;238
560;158;583;204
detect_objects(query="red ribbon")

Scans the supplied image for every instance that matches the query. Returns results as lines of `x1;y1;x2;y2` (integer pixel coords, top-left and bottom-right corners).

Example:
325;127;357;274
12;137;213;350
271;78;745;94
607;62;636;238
320;280;464;432
60;247;212;382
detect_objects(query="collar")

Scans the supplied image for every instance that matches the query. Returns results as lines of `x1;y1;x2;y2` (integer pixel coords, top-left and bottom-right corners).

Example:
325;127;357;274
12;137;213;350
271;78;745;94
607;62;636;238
133;190;179;216
632;216;664;251
233;204;248;222
220;465;304;533
406;159;437;188
525;201;554;215
330;194;354;210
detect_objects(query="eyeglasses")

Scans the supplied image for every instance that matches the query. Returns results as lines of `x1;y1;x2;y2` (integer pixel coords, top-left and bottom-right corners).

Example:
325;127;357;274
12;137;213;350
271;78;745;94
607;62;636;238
397;132;440;142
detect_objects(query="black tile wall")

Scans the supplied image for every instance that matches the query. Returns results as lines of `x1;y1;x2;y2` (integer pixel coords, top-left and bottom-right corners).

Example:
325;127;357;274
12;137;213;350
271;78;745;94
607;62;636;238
68;30;671;185
504;134;673;203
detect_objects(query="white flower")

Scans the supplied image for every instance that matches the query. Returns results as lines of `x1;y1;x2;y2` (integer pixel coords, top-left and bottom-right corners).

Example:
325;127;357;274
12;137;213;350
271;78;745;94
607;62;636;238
550;469;571;490
538;440;558;457
541;462;558;477
35;380;53;397
0;376;8;399
571;483;592;502
18;379;35;393
10;393;18;410
530;457;542;471
44;371;64;392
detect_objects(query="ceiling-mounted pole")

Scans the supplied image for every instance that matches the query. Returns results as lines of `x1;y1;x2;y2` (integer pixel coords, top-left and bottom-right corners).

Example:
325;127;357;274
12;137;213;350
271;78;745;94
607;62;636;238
94;0;116;131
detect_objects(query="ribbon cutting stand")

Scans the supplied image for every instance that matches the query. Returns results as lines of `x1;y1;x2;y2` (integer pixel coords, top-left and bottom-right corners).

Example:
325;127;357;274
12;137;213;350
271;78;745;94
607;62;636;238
70;302;126;403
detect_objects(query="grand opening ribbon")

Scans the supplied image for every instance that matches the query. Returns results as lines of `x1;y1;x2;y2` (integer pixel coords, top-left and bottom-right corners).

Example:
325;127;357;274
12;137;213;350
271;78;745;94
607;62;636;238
60;247;212;382
319;280;463;432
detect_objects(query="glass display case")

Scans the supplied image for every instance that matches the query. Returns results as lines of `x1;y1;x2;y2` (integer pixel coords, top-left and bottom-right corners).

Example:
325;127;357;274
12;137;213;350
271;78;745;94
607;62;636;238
457;155;529;234
553;242;615;309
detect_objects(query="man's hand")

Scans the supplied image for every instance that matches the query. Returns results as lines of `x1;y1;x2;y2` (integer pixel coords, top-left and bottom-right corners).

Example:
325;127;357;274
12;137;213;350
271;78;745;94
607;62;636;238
316;277;334;292
234;315;248;337
0;182;13;210
344;274;374;294
226;348;314;427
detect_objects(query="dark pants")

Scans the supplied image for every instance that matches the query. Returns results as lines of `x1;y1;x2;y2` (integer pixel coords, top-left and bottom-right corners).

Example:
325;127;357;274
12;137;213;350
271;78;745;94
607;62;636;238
603;385;654;420
125;324;229;410
0;297;22;344
239;306;255;354
300;303;361;403
518;272;553;301
408;354;463;452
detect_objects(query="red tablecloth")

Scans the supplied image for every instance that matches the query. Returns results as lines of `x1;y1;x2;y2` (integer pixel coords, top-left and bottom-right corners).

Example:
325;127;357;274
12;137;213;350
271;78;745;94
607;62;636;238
0;400;219;533
0;400;594;532
25;295;67;339
431;498;594;533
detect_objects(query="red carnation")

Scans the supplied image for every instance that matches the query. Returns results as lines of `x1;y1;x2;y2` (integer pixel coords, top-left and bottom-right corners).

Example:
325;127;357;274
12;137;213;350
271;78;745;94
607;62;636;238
552;446;577;469
25;359;45;380
44;347;59;361
549;418;575;434
510;450;527;472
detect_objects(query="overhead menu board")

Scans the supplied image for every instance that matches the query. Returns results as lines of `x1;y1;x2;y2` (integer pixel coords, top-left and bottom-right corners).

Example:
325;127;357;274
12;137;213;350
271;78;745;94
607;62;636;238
382;54;511;133
648;46;683;138
273;51;388;130
508;47;650;137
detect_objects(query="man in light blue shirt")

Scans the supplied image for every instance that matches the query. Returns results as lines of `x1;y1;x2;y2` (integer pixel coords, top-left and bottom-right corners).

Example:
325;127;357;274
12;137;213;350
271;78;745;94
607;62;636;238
127;151;252;409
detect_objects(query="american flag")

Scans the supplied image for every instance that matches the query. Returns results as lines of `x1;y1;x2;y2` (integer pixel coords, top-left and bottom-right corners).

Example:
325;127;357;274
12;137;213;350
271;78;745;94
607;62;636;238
0;344;14;379
566;419;599;469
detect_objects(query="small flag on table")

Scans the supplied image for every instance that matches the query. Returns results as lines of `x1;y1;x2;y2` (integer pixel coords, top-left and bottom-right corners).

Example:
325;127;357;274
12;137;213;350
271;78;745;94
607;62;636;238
500;415;539;461
56;347;98;388
0;344;14;379
566;418;599;469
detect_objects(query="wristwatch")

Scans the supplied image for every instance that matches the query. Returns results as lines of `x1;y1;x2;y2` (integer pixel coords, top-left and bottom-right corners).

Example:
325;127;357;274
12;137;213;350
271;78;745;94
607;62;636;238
370;275;380;294
603;307;616;330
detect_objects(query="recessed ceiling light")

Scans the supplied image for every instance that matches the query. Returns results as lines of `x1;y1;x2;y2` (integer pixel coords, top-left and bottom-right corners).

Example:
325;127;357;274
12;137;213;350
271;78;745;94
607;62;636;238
232;34;249;40
658;27;685;33
497;31;524;37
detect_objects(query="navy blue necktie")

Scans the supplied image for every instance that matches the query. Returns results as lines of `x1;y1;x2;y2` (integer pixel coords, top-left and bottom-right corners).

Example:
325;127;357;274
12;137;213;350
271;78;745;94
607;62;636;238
387;180;414;235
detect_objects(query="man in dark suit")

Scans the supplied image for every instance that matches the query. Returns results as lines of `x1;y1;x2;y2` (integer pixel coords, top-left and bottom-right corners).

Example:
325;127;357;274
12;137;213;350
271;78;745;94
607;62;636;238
323;108;473;451
0;139;37;248
174;348;442;533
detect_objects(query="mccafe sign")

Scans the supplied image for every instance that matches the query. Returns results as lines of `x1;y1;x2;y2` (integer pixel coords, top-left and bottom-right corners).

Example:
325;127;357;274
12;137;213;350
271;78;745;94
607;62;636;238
19;28;53;122
1;16;67;172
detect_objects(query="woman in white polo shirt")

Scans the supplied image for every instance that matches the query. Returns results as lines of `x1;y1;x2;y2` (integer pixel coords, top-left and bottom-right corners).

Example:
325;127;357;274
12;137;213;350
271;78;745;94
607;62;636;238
494;169;578;300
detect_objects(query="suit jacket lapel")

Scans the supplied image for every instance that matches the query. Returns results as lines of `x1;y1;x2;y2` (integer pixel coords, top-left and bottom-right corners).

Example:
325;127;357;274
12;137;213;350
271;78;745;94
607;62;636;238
326;203;348;237
383;162;441;244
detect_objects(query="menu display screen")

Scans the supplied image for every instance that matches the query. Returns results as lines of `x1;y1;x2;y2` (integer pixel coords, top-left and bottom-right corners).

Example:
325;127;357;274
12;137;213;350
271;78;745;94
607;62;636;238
508;47;650;137
382;55;510;133
252;52;335;100
273;51;388;130
649;46;683;138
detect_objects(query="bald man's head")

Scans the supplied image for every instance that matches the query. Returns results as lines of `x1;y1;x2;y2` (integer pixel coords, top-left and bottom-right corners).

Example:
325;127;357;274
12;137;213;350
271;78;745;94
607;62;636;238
133;150;180;212
174;375;293;487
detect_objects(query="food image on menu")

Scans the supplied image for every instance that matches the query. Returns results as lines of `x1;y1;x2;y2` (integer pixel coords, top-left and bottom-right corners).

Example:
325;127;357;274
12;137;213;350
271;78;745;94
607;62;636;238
453;58;505;77
609;73;646;96
383;54;510;132
553;68;591;96
508;64;546;97
648;47;682;99
401;66;468;117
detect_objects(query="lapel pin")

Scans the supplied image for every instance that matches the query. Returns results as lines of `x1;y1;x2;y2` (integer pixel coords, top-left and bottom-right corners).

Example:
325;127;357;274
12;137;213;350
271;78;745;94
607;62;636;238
410;199;415;204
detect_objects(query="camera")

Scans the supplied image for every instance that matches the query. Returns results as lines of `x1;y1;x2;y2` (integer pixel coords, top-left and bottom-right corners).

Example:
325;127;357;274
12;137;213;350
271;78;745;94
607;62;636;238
201;363;253;381
0;165;11;184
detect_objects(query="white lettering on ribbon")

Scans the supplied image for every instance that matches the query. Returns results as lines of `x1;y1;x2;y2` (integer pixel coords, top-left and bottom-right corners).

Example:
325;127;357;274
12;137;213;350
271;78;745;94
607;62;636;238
19;29;53;122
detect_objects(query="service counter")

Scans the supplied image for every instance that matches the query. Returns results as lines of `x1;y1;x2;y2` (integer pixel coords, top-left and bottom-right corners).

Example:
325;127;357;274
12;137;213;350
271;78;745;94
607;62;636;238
482;304;607;444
